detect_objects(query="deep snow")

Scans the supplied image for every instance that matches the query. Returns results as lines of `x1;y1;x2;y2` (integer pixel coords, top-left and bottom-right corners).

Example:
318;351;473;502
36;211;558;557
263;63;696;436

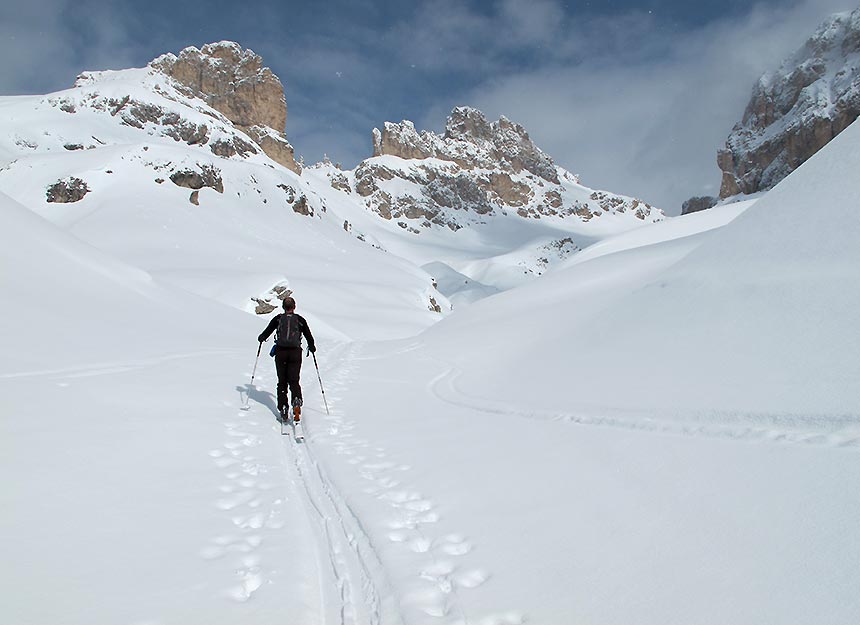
2;63;860;625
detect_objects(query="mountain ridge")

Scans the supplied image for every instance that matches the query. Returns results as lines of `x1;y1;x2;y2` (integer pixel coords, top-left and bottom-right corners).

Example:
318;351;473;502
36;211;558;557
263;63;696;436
0;41;665;309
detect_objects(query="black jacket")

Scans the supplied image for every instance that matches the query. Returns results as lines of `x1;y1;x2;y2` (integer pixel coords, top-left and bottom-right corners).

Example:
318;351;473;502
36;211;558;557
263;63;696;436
258;313;316;352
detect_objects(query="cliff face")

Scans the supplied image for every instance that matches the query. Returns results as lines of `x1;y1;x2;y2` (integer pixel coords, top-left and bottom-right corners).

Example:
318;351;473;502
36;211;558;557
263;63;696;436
334;107;661;233
152;41;300;173
718;9;860;198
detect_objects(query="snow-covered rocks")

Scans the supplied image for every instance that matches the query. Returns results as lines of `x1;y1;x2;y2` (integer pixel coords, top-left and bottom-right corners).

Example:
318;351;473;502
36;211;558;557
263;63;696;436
46;176;90;203
37;42;299;175
718;8;860;198
346;106;661;232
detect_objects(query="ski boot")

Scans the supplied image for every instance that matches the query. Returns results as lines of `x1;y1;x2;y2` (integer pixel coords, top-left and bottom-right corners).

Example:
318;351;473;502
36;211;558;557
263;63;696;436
292;397;303;422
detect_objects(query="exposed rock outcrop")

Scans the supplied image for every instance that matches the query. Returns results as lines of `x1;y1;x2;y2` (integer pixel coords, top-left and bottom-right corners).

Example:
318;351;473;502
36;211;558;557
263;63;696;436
170;164;224;193
681;196;719;215
718;9;860;198
152;42;301;173
252;282;292;315
152;41;285;131
46;177;90;203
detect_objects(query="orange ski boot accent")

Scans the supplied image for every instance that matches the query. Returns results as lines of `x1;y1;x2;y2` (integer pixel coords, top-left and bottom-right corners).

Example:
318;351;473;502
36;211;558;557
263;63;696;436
293;406;301;422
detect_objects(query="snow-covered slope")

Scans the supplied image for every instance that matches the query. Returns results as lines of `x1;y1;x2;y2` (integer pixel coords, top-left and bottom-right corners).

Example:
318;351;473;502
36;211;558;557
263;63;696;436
0;191;252;373
0;55;447;339
302;123;860;624
433;118;860;417
0;186;336;623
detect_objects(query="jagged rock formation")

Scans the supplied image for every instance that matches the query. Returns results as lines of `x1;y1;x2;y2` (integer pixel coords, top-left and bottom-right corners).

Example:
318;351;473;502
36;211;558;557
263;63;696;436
373;107;559;184
718;9;860;198
152;42;300;173
336;107;660;232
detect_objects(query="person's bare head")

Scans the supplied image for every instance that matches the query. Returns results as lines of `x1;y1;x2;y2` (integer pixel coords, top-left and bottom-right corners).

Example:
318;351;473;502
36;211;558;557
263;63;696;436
282;296;296;312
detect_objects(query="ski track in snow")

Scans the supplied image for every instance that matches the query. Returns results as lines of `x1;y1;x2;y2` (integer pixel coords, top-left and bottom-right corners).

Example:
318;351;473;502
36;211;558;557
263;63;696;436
288;414;390;624
431;365;860;451
292;343;516;625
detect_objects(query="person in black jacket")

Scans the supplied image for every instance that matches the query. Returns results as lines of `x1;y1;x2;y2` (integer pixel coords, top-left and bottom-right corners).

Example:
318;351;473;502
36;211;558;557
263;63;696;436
257;296;316;421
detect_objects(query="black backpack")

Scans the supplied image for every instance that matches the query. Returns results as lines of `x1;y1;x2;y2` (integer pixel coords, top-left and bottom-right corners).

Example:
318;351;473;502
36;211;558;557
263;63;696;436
276;313;303;348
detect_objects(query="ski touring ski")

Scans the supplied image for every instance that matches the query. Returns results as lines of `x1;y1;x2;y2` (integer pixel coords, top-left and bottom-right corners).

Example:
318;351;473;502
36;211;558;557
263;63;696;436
279;408;303;442
291;417;304;443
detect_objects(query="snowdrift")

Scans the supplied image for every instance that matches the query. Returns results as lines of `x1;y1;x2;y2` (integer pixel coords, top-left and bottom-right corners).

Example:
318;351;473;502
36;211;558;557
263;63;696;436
0;192;257;374
428;118;860;418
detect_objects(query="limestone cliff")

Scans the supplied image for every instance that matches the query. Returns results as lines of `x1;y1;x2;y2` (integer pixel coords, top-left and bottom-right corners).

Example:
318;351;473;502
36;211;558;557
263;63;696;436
717;9;860;198
152;41;300;173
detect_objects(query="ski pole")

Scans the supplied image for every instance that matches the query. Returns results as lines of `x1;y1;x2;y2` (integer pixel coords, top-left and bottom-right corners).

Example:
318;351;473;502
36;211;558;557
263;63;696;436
250;341;263;386
241;342;263;411
312;351;330;416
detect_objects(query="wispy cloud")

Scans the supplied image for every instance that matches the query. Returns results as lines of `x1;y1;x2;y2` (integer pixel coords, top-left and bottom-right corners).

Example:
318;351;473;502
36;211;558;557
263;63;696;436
411;0;855;211
0;0;142;94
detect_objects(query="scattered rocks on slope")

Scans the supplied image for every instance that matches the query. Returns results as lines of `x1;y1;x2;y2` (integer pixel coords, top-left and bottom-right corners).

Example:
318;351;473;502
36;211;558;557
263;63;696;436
717;8;860;198
107;97;210;145
252;282;292;314
209;135;258;158
329;171;351;193
46;177;90;203
292;194;313;216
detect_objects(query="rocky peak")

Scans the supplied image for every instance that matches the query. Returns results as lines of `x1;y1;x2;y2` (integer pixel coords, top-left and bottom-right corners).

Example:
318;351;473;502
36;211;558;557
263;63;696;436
373;106;558;184
349;107;661;233
152;41;299;173
717;9;860;198
152;41;285;131
444;106;495;142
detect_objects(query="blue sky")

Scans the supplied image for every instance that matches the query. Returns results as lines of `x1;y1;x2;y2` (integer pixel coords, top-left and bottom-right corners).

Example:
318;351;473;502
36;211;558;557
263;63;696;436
1;0;854;211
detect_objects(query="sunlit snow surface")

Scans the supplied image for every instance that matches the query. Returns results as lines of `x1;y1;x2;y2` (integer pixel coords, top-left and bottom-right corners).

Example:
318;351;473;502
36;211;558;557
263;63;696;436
2;68;860;624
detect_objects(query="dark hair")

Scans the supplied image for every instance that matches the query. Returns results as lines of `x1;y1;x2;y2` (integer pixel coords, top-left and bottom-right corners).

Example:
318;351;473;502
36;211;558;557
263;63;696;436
282;296;296;311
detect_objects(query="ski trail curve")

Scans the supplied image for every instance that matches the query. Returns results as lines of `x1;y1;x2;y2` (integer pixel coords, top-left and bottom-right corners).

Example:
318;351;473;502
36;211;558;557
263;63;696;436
429;363;860;450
